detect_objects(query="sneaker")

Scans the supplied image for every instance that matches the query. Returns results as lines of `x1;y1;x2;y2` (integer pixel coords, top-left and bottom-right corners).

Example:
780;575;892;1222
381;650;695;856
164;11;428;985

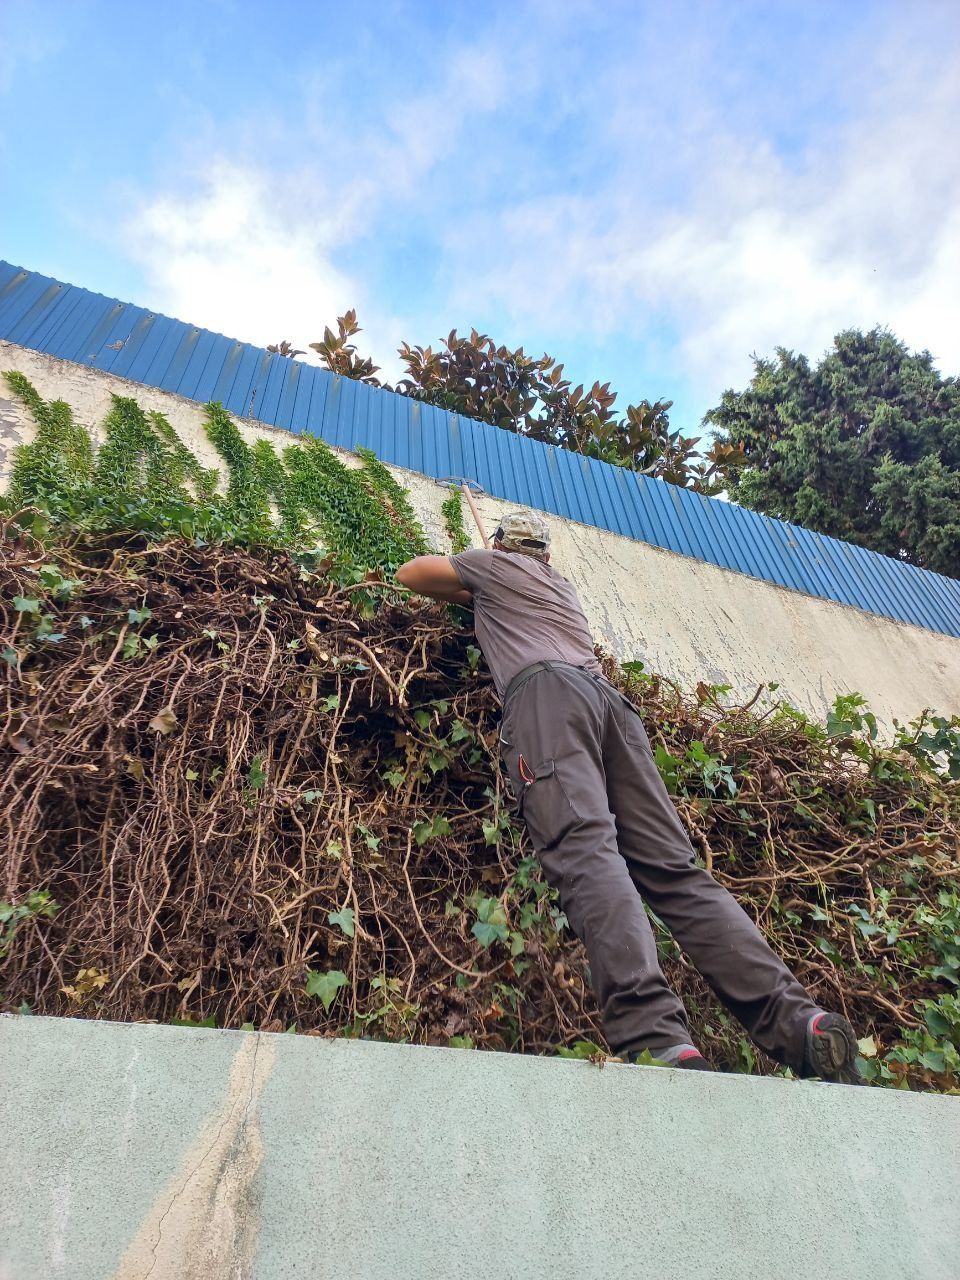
626;1047;714;1071
802;1012;864;1085
675;1050;714;1072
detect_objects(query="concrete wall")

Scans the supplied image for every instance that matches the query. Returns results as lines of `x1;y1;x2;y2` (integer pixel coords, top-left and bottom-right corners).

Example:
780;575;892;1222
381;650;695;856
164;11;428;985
3;341;960;733
1;1017;958;1280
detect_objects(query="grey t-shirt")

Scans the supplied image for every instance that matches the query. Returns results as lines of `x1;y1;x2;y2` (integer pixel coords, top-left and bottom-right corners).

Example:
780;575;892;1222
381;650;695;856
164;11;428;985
449;548;601;700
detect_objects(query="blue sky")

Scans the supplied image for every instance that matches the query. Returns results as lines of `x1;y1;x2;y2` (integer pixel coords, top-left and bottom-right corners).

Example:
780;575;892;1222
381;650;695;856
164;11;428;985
2;0;958;438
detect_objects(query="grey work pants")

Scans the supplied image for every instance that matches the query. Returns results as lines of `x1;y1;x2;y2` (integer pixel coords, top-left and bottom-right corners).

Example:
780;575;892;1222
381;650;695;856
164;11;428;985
499;665;819;1069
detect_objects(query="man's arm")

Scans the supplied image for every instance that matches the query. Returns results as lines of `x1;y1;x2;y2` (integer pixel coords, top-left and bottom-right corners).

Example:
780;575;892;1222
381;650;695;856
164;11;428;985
395;555;473;605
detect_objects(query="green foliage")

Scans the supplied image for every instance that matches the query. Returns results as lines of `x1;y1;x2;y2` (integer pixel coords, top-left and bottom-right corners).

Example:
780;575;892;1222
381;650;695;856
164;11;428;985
305;967;349;1011
282;436;422;574
249;437;301;543
826;692;878;743
202;402;275;542
355;446;430;555
440;487;470;553
556;1039;607;1060
706;328;960;577
95;396;186;505
37;564;82;599
4;370;93;515
654;740;736;798
246;755;267;792
328;906;356;938
896;712;960;781
411;814;452;845
0;890;58;959
866;993;960;1082
342;975;421;1042
2;374;428;580
147;410;218;500
469;894;509;949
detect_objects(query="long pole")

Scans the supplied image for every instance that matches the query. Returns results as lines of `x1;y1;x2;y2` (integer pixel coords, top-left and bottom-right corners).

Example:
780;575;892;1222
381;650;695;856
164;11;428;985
461;482;490;549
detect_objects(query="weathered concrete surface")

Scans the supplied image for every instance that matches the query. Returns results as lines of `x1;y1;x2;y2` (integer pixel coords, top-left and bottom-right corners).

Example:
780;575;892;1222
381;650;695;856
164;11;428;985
3;341;960;733
0;1017;958;1280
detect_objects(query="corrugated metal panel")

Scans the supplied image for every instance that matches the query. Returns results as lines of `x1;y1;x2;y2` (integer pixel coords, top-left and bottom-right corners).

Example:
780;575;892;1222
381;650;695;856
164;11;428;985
2;258;959;640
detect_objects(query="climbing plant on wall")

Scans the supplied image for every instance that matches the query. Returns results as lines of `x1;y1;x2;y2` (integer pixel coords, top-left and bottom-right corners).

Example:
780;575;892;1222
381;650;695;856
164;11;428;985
0;373;459;571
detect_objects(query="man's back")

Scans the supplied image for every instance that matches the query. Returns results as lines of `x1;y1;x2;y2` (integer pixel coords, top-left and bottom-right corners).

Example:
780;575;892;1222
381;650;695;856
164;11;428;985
449;547;601;699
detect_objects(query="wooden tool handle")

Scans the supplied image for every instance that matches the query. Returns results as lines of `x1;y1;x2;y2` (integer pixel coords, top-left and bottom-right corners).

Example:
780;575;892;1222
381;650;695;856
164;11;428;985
461;483;490;549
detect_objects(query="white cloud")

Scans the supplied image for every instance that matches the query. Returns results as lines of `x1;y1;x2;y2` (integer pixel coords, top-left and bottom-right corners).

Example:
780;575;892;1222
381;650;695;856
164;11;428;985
126;161;360;351
122;39;516;378
121;6;960;423
441;24;960;405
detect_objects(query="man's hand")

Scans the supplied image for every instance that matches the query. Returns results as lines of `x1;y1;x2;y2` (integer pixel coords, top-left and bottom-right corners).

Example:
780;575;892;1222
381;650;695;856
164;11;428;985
395;555;472;605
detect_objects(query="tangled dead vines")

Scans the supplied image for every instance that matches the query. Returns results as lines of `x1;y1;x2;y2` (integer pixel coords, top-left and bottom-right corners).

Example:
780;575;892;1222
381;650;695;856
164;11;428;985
2;530;959;1089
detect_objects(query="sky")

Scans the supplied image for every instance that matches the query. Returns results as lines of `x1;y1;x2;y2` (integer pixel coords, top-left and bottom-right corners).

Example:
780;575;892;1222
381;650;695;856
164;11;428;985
2;0;959;439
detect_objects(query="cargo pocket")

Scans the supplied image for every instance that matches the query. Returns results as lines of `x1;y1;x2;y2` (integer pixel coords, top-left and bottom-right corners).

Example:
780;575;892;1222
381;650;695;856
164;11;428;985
516;758;581;851
618;693;654;754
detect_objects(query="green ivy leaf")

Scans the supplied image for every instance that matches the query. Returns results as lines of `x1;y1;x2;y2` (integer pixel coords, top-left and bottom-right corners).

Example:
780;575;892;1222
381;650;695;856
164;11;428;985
472;921;505;948
919;1048;946;1073
471;896;508;948
247;755;267;790
557;1039;607;1060
412;815;452;845
13;596;40;613
328;907;356;938
305;967;349;1011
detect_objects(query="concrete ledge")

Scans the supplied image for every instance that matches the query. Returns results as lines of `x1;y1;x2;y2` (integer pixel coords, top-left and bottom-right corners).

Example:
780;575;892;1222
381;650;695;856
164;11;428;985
1;1017;958;1279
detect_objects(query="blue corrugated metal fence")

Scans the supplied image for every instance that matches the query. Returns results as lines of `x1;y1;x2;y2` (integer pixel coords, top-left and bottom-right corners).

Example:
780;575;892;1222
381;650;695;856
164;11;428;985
2;259;959;639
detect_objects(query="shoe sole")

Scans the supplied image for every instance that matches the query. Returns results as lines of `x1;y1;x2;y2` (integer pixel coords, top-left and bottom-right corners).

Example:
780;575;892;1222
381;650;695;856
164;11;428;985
805;1013;864;1085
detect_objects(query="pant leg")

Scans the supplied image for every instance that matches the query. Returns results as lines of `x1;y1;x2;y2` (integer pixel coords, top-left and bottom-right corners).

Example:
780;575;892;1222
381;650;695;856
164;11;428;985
600;685;819;1070
500;668;691;1055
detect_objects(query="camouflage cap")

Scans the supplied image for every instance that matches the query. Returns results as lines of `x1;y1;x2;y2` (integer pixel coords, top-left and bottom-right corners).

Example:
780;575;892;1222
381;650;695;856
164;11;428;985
494;508;551;557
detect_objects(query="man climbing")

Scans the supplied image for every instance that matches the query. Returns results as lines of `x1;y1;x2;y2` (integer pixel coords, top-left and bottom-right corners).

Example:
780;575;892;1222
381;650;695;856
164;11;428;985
395;509;863;1083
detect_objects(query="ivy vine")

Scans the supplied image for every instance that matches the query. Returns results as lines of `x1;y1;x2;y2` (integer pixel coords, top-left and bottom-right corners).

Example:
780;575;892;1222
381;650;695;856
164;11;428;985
2;374;430;576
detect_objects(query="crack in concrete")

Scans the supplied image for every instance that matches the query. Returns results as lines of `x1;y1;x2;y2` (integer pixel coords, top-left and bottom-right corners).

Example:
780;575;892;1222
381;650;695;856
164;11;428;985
141;1034;262;1280
111;1033;273;1280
